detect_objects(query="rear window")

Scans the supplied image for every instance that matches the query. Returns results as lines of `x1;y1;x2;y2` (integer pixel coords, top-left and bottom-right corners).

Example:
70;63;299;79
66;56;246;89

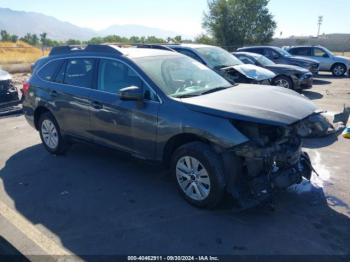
64;58;96;88
290;47;311;56
37;60;64;82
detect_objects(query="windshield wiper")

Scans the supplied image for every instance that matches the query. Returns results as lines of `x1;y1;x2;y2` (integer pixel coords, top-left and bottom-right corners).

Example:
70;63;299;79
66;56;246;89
173;93;200;98
200;86;233;95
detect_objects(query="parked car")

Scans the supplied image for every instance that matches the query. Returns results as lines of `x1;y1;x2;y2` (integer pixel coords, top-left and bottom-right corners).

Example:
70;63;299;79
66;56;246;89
136;44;276;85
23;45;318;209
286;45;350;77
233;51;313;91
0;69;18;104
0;69;22;116
237;46;320;75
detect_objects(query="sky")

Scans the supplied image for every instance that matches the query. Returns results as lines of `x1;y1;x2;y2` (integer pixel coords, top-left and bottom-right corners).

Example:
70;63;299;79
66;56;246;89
0;0;348;37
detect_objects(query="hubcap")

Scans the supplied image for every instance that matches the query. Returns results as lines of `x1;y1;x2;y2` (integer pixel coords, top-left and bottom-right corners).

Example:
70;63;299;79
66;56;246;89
41;119;59;149
334;66;345;76
275;79;290;88
176;156;211;201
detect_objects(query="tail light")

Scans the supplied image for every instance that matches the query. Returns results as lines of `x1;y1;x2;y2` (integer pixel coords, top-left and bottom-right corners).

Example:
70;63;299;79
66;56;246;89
22;82;30;96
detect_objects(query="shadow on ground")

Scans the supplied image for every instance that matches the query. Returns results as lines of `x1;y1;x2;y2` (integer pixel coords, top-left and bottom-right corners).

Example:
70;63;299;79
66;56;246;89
313;79;332;85
316;74;349;80
302;90;324;100
1;143;350;256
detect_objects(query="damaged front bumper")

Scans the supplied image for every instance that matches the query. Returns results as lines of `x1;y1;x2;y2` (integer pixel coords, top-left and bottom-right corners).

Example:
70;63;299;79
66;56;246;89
225;129;313;209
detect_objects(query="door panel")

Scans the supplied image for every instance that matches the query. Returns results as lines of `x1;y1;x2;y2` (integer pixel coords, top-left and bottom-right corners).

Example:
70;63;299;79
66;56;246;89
51;58;97;139
89;58;159;159
312;48;332;70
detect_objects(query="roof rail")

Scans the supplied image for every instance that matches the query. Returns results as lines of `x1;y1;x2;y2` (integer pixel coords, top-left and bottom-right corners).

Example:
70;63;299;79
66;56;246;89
134;44;176;52
49;44;123;56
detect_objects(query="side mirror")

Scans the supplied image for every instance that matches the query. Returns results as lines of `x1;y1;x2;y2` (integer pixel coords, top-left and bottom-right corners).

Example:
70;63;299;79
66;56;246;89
119;86;144;101
323;53;329;58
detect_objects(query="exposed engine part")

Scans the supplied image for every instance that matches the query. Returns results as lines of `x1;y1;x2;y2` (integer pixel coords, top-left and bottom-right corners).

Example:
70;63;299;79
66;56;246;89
227;121;313;209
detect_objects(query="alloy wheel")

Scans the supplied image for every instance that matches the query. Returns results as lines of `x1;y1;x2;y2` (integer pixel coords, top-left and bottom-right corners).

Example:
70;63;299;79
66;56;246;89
41;119;59;149
176;156;211;201
334;65;345;76
275;79;290;89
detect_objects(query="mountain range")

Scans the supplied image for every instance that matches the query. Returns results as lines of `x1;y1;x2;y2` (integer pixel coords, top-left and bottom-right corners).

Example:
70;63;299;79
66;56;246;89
0;7;187;40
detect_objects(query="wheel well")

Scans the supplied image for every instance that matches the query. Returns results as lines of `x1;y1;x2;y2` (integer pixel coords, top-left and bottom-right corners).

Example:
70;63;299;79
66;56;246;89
331;62;346;70
34;106;51;130
162;133;209;166
273;75;293;87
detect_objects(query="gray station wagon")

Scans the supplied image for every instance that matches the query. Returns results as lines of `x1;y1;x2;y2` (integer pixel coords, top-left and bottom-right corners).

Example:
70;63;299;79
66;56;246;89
23;45;318;209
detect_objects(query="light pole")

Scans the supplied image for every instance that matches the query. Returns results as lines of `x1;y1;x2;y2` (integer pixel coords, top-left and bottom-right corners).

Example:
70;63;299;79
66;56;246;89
317;16;323;37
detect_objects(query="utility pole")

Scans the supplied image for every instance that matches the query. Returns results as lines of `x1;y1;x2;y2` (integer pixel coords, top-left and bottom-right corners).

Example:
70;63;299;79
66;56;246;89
317;16;323;37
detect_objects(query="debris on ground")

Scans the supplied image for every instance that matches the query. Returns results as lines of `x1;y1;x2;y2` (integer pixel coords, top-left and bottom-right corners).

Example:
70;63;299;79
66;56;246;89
301;106;350;138
343;126;350;138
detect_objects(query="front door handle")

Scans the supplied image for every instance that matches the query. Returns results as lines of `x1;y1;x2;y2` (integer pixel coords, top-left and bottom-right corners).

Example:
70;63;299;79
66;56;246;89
91;101;103;110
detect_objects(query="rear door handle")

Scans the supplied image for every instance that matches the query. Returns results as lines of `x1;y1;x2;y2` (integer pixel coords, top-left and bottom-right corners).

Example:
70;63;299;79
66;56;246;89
91;101;103;110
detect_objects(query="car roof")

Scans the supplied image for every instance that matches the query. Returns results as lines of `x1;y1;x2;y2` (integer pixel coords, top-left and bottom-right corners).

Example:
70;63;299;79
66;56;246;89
48;45;180;60
234;51;262;59
120;47;178;58
240;46;281;50
165;43;216;50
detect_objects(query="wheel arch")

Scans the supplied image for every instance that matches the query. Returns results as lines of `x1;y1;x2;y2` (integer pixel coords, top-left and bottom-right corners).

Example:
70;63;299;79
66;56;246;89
162;133;211;166
34;106;53;130
331;62;347;70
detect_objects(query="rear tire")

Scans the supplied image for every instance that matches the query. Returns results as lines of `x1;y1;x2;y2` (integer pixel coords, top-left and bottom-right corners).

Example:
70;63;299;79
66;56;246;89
38;112;68;155
332;63;346;77
171;142;226;208
273;75;293;89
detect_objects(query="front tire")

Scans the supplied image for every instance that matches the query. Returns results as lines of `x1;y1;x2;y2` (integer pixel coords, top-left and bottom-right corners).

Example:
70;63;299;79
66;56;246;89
332;63;346;77
38;112;68;155
171;142;226;208
273;75;293;89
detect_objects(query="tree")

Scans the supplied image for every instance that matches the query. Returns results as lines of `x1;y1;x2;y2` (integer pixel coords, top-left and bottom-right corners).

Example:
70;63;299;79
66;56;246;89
203;0;276;49
10;34;18;42
174;35;182;43
21;33;39;46
0;30;11;41
40;32;48;47
66;39;82;45
195;34;216;45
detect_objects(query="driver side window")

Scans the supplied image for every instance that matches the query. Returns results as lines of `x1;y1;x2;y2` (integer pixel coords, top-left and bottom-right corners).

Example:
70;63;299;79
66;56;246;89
98;59;143;93
265;49;279;59
238;55;255;65
98;59;158;101
314;48;328;58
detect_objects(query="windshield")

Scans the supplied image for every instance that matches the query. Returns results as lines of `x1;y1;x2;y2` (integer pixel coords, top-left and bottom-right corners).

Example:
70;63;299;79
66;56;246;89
257;55;275;66
275;47;292;57
134;55;232;98
195;46;243;68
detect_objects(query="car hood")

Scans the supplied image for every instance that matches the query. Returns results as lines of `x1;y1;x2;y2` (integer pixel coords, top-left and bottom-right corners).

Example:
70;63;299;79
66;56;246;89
223;64;276;81
266;64;310;74
182;84;317;126
0;69;12;81
289;56;319;64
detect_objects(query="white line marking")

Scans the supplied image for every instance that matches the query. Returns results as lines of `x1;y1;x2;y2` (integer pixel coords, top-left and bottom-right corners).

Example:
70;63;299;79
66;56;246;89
0;201;74;257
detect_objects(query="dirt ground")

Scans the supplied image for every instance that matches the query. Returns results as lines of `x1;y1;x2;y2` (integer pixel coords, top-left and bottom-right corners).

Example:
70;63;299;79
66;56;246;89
0;73;349;259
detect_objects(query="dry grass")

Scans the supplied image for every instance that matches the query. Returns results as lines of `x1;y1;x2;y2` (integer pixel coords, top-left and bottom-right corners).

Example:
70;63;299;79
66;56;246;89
0;41;49;65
